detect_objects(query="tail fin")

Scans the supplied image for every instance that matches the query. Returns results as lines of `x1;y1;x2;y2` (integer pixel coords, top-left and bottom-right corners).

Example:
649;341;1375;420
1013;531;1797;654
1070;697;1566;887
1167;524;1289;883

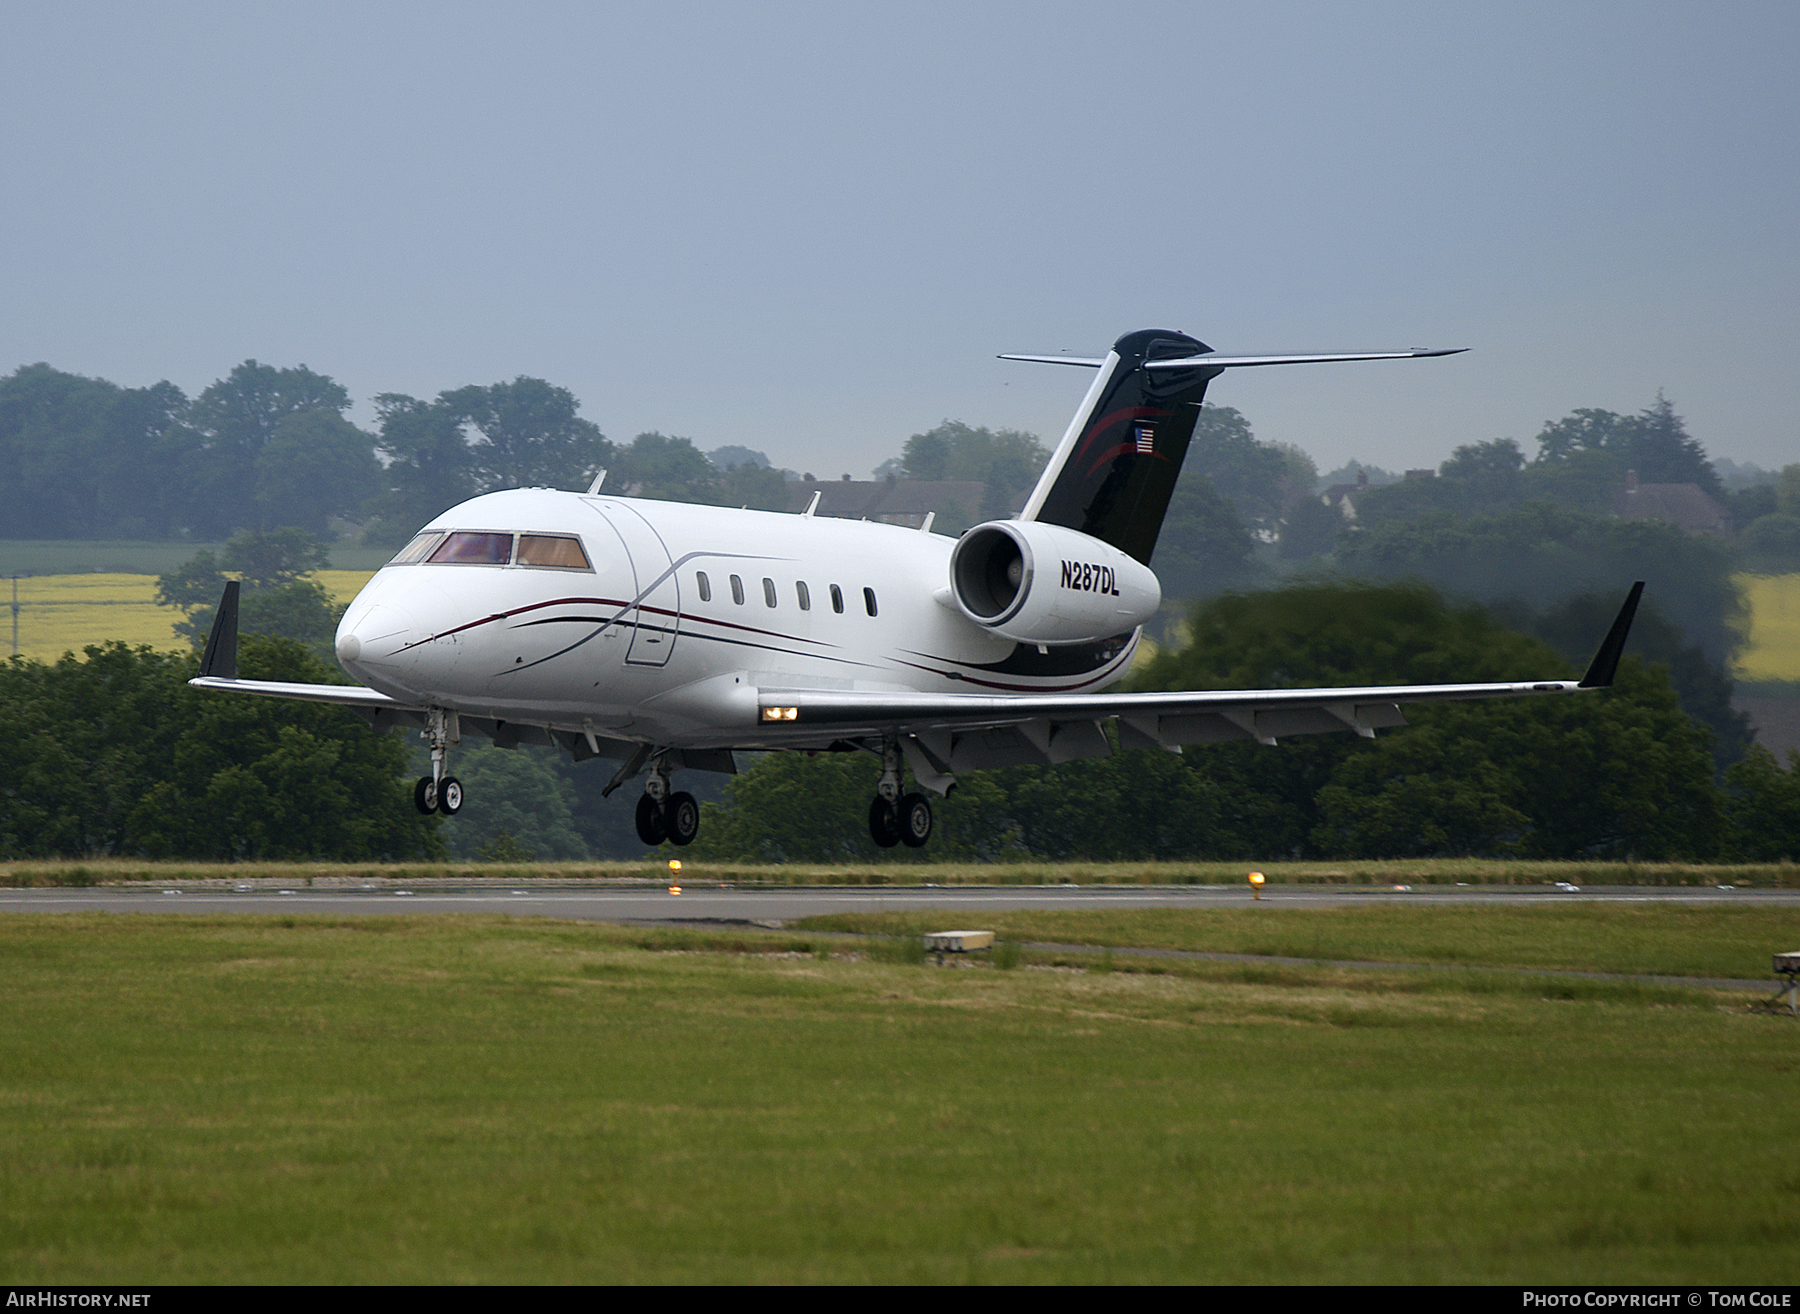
1016;330;1223;564
1011;331;1467;564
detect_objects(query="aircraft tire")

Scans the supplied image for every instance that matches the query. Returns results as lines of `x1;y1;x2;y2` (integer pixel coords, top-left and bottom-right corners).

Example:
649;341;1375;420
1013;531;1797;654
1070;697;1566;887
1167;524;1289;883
635;793;669;846
414;777;437;814
664;792;700;846
438;776;464;815
898;793;933;848
868;796;901;848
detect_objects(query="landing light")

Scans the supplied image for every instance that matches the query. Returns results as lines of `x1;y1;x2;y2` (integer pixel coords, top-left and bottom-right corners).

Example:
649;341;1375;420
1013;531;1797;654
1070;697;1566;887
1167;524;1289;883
762;706;799;721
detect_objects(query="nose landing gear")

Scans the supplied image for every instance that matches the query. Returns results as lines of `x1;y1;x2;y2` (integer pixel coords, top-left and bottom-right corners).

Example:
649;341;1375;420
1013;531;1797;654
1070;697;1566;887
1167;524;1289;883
413;708;464;816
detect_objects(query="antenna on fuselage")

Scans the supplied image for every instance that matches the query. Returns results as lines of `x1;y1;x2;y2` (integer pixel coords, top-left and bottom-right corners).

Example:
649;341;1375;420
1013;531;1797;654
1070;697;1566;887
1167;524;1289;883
586;469;607;494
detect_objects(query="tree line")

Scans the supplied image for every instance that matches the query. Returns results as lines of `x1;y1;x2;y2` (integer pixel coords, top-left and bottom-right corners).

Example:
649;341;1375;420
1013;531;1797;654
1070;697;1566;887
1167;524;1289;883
693;583;1798;864
7;581;1794;863
2;354;1791;860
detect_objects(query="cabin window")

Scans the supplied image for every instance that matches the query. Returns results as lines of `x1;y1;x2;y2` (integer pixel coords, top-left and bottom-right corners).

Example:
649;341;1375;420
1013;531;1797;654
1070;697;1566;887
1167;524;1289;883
762;577;777;608
796;581;810;611
863;587;878;617
830;584;844;614
388;531;445;565
696;571;711;602
729;575;745;605
517;534;591;570
427;531;513;565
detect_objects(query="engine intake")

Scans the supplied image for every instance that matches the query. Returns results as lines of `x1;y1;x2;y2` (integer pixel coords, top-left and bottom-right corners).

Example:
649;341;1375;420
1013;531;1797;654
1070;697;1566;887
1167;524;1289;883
948;520;1160;645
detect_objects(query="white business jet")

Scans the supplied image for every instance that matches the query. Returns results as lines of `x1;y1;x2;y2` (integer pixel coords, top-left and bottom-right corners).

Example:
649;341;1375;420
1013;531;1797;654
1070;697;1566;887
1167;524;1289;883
191;330;1642;850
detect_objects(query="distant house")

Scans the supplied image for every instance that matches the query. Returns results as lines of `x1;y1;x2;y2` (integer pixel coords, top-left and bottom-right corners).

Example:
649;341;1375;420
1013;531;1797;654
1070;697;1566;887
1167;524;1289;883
1614;470;1730;538
1318;469;1371;523
784;474;992;529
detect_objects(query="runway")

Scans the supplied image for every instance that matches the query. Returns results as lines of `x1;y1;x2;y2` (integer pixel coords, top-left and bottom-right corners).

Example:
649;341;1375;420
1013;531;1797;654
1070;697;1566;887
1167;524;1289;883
3;880;1796;922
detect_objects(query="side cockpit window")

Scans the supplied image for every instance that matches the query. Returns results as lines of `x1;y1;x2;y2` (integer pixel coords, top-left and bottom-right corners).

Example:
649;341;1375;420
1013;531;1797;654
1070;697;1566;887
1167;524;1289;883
517;534;591;571
428;531;513;565
389;531;446;565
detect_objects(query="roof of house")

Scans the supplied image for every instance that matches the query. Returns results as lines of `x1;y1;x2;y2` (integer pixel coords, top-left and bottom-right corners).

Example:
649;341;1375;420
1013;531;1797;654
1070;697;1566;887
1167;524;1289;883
1614;482;1730;537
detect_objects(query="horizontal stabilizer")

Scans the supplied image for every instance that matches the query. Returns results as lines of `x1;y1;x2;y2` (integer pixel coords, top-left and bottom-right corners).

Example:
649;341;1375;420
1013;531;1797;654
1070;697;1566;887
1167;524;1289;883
1000;347;1466;371
997;354;1109;368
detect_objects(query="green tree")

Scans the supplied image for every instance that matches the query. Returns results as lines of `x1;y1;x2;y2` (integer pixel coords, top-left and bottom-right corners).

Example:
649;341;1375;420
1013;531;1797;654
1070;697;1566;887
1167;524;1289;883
1334;503;1743;667
1185;404;1291;533
693;752;1019;862
366;392;480;546
1722;746;1800;861
254;409;380;536
613;431;719;501
900;420;1048;518
186;361;360;537
1313;661;1722;858
1134;581;1723;859
434;744;589;861
1532;396;1721;499
0;366;197;539
1149;473;1256;599
156;528;342;652
1740;514;1800;573
1279;495;1346;561
0;638;436;860
442;377;612;493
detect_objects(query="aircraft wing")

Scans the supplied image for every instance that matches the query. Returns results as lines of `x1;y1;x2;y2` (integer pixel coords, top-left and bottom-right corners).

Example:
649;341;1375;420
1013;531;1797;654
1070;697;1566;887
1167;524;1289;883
752;584;1644;789
187;580;428;715
187;674;420;710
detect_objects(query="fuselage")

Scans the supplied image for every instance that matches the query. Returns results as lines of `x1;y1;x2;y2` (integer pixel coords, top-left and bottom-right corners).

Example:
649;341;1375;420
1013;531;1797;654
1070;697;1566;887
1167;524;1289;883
334;488;1140;749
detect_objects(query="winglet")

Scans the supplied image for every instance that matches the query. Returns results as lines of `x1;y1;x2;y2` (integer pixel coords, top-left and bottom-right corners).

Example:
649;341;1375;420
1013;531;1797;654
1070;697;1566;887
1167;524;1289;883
1577;582;1645;688
198;581;239;680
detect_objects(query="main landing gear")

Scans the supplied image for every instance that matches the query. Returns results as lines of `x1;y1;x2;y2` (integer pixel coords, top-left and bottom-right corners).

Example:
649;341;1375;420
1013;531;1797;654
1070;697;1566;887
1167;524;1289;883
633;751;699;848
867;737;931;849
413;708;464;816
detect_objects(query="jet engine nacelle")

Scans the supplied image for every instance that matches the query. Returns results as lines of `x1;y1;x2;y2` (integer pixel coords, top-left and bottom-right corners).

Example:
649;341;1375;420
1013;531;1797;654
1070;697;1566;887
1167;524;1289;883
948;520;1161;645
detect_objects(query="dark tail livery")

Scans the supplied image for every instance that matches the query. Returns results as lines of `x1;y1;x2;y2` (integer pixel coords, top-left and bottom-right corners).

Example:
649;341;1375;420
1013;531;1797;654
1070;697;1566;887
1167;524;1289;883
1010;330;1466;565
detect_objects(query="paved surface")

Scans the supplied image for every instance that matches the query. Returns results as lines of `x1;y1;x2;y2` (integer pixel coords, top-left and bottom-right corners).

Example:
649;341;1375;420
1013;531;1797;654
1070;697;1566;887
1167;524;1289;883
3;881;1796;921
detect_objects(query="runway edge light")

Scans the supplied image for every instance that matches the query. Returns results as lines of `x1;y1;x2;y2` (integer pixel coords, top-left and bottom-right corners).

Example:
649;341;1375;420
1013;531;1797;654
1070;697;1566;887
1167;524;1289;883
1248;871;1265;901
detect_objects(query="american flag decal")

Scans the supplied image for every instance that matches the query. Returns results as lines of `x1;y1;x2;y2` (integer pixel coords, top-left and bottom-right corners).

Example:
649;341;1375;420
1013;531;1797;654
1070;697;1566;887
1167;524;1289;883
1134;423;1155;454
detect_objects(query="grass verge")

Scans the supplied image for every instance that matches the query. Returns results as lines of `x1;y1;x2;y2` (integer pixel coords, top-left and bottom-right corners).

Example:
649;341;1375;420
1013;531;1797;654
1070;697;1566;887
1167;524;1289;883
793;904;1800;982
0;913;1795;1283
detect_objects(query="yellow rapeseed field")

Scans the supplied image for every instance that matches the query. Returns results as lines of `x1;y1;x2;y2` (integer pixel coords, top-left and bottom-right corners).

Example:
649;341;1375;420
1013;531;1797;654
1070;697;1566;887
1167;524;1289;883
1736;574;1800;682
8;568;1798;681
4;571;376;664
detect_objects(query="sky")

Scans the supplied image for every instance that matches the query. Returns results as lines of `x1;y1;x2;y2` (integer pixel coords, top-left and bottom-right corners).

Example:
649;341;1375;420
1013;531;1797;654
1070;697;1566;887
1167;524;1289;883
3;1;1796;480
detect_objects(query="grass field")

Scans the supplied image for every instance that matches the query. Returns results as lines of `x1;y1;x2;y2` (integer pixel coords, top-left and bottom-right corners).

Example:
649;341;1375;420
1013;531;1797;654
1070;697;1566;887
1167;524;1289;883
1739;574;1800;683
794;903;1800;981
1;909;1797;1283
2;571;376;663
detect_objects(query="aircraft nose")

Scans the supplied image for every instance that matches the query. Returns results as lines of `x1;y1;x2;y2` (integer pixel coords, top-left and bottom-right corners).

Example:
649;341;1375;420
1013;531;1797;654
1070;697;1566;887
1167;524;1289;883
336;601;417;672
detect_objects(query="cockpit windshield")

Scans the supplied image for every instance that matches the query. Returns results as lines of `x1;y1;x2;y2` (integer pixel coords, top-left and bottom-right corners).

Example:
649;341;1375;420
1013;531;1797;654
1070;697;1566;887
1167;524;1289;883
517;535;591;569
387;530;593;571
428;531;514;565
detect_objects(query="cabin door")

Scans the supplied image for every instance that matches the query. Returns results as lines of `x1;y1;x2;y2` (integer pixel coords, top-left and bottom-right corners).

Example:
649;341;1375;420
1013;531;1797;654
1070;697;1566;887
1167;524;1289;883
586;499;680;667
